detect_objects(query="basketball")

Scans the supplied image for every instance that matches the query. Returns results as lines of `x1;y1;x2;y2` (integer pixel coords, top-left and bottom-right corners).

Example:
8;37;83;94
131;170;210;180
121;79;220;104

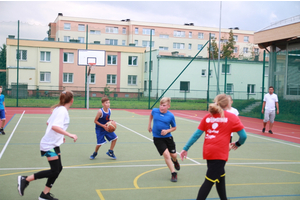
106;120;117;132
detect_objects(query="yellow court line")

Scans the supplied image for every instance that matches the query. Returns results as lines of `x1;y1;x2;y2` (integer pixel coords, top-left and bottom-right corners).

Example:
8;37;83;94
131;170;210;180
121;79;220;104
133;166;168;189
96;182;300;200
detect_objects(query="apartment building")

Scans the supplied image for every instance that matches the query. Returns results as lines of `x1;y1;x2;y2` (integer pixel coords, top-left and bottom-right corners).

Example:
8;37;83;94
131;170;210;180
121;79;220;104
48;13;262;61
6;38;145;97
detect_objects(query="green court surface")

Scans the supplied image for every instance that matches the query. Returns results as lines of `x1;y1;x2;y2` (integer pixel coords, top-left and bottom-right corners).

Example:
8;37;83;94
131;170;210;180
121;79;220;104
0;109;300;200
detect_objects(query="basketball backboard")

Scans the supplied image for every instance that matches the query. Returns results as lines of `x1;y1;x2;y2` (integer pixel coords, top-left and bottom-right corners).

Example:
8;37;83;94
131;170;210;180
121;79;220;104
78;50;106;66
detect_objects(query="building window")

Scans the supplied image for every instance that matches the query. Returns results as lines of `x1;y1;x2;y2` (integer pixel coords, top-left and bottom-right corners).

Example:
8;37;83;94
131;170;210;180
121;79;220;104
188;44;192;50
173;43;185;49
143;28;155;35
122;40;126;46
128;56;138;66
107;55;117;65
227;83;233;93
159;34;169;39
233;35;238;42
144;62;147;72
64;36;70;42
40;72;51;82
16;50;27;61
180;81;190;92
90;74;95;84
247;84;255;94
201;69;206;76
174;31;185;37
142;40;154;47
105;39;118;45
107;74;116;84
122;27;126;34
78;24;85;31
265;66;269;76
211;33;215;38
90;30;100;34
63;52;74;63
159;46;169;51
106;26;118;33
221;64;231;74
135;27;139;34
243;47;249;53
78;37;84;43
134;40;138;46
234;47;238;53
254;48;259;55
63;73;73;83
64;23;71;30
40;51;51;62
144;80;147;91
198;44;203;50
244;36;249;42
128;75;137;85
198;32;204;39
189;32;192;38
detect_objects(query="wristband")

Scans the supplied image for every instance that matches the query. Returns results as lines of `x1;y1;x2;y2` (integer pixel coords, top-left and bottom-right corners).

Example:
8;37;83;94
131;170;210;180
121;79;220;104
235;141;241;147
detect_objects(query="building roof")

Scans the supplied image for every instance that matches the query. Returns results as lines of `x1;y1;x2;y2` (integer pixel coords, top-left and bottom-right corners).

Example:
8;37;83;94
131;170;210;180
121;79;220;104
257;15;300;32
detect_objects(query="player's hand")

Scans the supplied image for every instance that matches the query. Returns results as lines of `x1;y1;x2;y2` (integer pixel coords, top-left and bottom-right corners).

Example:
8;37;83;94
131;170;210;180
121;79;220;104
104;124;109;132
70;134;78;142
277;110;279;114
230;142;238;150
180;150;188;161
161;130;167;136
261;109;264;114
63;137;66;143
148;126;152;133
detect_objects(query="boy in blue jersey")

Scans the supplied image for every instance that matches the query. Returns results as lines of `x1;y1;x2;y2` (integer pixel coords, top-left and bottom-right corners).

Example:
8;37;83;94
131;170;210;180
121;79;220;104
90;97;118;160
148;97;180;182
0;86;6;135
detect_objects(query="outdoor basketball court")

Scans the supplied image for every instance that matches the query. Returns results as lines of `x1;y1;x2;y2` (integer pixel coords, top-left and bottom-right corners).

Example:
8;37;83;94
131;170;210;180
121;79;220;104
0;108;300;200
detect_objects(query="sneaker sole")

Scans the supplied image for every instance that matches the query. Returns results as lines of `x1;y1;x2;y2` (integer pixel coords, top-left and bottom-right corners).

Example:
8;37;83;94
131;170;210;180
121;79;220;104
17;176;23;196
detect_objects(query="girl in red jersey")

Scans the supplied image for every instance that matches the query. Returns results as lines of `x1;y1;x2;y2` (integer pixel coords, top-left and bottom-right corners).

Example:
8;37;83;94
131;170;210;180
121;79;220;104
180;94;247;200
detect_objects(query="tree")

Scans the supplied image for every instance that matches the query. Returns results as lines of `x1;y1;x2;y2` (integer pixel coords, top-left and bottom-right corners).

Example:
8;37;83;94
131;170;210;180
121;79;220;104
0;44;6;87
208;37;219;59
221;29;236;59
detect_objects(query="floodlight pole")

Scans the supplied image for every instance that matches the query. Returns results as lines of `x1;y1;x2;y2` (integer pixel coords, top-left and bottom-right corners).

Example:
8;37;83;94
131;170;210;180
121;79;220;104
16;20;20;107
217;1;222;95
148;29;153;109
207;34;211;111
85;25;88;109
261;50;266;119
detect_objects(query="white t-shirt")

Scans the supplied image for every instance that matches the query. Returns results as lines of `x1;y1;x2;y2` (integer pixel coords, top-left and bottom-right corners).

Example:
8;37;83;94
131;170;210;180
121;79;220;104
40;106;70;151
263;93;278;111
226;107;239;137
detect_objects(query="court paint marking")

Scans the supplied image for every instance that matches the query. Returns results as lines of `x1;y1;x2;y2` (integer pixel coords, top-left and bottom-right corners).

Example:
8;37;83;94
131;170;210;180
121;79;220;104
116;122;201;165
0;111;25;159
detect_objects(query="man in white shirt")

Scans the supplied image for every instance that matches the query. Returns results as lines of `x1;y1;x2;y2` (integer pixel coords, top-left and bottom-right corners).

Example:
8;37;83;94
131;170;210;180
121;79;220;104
262;86;279;134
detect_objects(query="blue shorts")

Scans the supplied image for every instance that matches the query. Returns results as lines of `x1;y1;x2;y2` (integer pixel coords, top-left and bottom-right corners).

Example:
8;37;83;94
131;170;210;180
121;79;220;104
0;109;5;120
95;129;118;145
41;147;60;157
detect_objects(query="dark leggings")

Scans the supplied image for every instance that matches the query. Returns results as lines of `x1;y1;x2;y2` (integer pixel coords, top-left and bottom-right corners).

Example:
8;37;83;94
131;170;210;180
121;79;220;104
34;155;63;188
196;175;227;200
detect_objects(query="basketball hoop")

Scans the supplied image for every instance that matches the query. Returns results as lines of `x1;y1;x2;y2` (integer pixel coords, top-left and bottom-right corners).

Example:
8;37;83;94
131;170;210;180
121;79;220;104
87;63;95;76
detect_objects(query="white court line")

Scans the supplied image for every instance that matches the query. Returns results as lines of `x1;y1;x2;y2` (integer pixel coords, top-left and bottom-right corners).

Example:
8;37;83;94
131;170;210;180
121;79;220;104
0;110;26;159
1;161;300;171
117;122;201;165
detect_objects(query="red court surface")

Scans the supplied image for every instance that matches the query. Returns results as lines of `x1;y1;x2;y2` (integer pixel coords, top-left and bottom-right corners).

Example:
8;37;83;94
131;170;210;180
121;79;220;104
4;107;300;144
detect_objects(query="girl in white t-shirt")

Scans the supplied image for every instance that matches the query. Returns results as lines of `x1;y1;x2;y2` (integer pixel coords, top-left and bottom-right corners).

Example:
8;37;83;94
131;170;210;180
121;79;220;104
226;95;239;143
17;91;78;200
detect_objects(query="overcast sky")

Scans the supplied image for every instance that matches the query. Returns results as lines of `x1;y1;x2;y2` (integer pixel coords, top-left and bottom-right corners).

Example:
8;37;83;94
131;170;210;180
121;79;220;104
0;1;300;46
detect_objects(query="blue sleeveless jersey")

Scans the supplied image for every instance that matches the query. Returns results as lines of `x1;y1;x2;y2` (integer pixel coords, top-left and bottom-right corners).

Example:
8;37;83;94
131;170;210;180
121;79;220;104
96;108;111;131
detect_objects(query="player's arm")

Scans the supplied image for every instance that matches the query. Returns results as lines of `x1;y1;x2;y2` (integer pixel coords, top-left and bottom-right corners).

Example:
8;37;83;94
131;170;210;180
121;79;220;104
52;126;77;142
261;101;266;113
230;129;247;150
3;101;5;114
94;110;105;128
161;126;176;136
180;129;204;160
148;114;153;132
276;102;279;114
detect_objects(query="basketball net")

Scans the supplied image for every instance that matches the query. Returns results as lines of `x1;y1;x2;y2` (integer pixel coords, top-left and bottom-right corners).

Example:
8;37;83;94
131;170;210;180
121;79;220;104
87;63;95;76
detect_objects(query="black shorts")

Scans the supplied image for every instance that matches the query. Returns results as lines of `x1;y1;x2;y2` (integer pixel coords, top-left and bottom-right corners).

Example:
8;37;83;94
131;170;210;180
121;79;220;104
205;160;226;183
153;136;176;156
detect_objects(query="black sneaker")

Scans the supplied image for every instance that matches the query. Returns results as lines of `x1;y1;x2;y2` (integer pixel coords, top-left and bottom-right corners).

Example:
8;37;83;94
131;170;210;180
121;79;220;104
0;128;5;135
172;159;180;171
171;172;177;182
262;128;265;133
17;176;29;196
39;192;58;200
268;130;273;134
